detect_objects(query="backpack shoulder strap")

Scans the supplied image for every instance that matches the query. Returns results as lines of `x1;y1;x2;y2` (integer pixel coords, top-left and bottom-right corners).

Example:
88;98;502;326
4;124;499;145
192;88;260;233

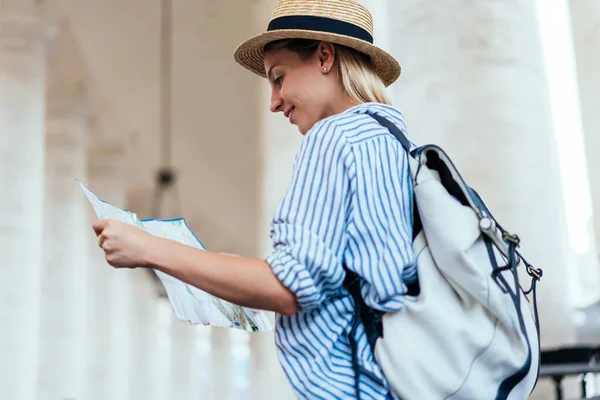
365;112;412;152
343;266;383;400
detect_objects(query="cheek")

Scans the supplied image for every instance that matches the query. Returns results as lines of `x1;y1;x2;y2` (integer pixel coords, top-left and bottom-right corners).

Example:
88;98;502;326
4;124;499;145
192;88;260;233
283;73;310;103
293;74;328;111
302;85;330;122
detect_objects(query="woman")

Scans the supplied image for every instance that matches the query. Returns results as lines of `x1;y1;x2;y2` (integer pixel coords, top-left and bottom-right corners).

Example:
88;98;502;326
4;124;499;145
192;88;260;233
93;0;416;398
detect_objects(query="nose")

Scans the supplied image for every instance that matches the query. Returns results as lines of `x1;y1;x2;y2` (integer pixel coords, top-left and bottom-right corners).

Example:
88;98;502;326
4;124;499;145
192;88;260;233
270;89;283;113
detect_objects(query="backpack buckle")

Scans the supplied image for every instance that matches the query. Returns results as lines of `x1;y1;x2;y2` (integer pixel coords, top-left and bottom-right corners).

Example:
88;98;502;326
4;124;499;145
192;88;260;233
526;265;543;281
502;232;521;247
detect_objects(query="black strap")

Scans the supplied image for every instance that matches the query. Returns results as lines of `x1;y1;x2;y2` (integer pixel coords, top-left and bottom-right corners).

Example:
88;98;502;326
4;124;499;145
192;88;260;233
491;239;542;399
366;112;412;152
268;15;374;44
344;267;383;400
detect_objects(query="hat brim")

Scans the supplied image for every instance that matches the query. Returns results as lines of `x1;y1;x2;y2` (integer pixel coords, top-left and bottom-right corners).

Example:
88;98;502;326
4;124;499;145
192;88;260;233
233;29;401;87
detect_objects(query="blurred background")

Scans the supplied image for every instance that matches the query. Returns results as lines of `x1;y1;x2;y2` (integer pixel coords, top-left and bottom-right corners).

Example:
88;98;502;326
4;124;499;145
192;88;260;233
0;0;599;399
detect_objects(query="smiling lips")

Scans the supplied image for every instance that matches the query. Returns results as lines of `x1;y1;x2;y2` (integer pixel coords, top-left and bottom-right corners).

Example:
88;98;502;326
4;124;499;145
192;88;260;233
284;107;295;123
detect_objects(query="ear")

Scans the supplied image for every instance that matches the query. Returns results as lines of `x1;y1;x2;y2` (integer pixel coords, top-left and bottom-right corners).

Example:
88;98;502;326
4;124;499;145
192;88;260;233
317;42;336;73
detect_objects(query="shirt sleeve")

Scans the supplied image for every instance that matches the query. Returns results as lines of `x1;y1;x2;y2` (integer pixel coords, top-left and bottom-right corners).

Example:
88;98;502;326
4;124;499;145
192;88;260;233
265;119;351;311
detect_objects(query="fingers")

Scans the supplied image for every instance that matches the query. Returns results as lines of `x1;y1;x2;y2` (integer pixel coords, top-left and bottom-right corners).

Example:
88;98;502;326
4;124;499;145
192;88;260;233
93;219;112;249
92;219;106;235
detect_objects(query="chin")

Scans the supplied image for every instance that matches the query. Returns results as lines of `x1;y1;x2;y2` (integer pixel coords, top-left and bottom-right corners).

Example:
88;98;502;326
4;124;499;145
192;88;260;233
298;120;318;135
295;120;308;135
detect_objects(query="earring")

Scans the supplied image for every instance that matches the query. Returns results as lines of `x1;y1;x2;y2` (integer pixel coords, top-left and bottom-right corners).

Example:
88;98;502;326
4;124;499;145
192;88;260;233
322;67;328;73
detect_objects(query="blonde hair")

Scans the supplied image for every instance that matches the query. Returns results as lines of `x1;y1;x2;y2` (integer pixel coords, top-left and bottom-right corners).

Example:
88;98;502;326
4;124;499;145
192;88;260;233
263;39;392;105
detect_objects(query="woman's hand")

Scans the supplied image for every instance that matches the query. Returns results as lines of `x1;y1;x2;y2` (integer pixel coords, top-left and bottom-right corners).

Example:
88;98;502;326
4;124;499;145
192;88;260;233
92;220;299;315
92;219;157;269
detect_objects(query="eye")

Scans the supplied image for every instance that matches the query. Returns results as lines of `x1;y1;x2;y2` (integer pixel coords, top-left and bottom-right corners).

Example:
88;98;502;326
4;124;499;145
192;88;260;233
273;76;283;86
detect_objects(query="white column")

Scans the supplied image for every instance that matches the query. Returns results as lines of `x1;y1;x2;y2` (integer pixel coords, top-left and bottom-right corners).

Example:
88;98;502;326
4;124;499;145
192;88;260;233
569;9;600;393
253;40;301;400
211;328;234;400
245;2;305;399
85;138;162;400
534;0;600;312
84;139;133;400
252;133;303;400
152;296;173;400
170;319;193;399
570;1;600;266
170;318;215;399
37;92;89;400
249;328;294;400
252;73;301;400
389;0;576;349
0;14;52;400
192;327;213;399
387;2;582;398
129;272;162;400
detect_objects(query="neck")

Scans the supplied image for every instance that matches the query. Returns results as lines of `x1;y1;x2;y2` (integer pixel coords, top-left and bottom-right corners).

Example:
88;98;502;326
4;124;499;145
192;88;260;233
327;93;360;118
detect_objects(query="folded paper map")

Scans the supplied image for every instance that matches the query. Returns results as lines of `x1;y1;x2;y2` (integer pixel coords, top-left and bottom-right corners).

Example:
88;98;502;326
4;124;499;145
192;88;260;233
78;180;272;332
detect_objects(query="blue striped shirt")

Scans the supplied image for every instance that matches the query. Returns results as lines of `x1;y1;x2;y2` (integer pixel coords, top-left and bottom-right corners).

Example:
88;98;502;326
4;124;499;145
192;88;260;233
265;103;416;399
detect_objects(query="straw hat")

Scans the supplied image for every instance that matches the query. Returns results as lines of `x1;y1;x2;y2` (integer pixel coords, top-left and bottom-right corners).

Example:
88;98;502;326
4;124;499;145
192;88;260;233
233;0;401;87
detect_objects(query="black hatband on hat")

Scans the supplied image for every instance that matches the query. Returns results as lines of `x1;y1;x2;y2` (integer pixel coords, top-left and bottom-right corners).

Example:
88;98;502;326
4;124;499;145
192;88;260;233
267;16;374;44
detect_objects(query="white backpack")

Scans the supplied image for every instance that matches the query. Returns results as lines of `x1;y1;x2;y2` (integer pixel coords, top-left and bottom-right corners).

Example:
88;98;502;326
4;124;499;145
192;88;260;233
345;113;542;400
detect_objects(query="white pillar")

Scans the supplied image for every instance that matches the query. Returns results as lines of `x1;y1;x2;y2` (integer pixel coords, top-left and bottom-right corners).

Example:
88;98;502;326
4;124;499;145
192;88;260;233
211;328;234;400
569;9;600;392
252;74;301;400
570;1;600;266
244;2;305;399
0;14;52;400
387;2;582;398
247;2;302;398
170;317;214;399
84;139;133;400
37;91;89;400
85;138;162;400
252;137;308;399
152;296;173;400
534;0;600;312
192;327;213;399
129;272;162;400
249;328;293;400
170;319;193;399
389;0;576;349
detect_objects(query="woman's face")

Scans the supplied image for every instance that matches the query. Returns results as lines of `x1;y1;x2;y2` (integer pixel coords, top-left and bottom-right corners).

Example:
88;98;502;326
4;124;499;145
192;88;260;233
264;42;346;135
